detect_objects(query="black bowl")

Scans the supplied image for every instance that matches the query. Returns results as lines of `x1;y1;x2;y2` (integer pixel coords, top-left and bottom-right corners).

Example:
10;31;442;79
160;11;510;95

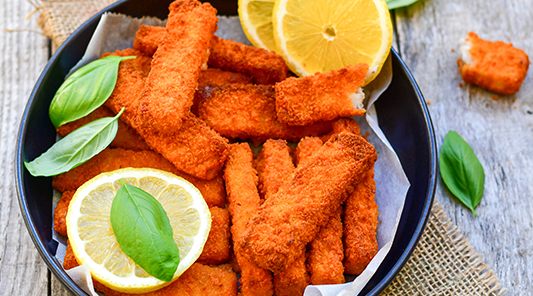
16;0;437;295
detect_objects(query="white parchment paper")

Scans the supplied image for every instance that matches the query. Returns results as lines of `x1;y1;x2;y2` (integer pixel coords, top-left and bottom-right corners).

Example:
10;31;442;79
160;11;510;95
53;13;410;296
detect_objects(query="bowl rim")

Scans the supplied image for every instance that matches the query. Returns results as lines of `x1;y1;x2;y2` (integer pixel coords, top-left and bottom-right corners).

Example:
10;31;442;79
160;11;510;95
15;0;437;295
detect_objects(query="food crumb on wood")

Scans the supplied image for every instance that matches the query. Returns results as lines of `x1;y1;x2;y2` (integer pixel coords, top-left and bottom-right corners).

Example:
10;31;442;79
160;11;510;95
457;32;529;95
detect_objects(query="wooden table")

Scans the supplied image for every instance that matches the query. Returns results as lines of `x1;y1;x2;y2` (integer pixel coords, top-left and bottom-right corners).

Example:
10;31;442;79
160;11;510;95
1;0;531;294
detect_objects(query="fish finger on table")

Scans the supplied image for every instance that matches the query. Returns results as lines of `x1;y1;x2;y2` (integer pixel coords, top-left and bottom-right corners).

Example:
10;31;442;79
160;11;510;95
223;143;274;296
196;83;332;143
57;106;150;151
197;206;231;265
275;64;368;126
52;148;227;208
239;132;377;273
458;31;529;95
137;0;218;133
103;49;229;180
208;36;288;85
295;137;344;285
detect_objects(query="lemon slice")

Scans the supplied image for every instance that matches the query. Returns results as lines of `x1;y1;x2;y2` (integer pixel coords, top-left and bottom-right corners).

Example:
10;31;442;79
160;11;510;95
238;0;277;51
66;168;211;294
272;0;393;85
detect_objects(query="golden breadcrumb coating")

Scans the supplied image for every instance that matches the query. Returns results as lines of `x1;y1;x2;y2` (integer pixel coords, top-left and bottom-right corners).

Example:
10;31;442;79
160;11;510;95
343;169;379;275
223;143;274;296
133;25;166;57
64;242;238;296
103;48;229;180
458;32;529;95
137;0;218;133
52;148;227;207
53;191;74;237
196;83;333;142
254;139;295;201
239;132;377;273
197;206;231;265
57;106;150;151
208;36;288;85
295;137;344;285
275;64;369;126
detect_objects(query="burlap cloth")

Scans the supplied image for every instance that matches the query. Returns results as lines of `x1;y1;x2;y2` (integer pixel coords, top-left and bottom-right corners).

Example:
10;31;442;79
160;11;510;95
32;0;506;295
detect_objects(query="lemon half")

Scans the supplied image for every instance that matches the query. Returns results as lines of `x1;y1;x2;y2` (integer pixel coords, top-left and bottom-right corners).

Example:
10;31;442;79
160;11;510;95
272;0;393;85
239;0;277;51
66;168;211;294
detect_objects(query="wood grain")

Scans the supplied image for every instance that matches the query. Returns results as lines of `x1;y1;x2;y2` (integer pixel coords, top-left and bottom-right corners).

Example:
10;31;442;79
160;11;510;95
395;0;533;294
0;0;50;295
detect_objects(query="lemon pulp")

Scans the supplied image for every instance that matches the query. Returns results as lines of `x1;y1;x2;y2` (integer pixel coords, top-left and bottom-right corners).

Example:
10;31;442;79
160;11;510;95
66;168;211;294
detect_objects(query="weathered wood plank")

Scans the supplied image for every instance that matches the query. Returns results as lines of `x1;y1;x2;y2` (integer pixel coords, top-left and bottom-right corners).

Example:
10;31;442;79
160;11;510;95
395;0;533;294
0;0;51;295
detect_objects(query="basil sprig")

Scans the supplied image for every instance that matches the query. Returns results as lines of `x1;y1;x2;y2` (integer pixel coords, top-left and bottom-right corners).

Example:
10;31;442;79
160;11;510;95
386;0;420;10
24;108;124;177
49;55;135;128
110;180;180;282
439;131;485;216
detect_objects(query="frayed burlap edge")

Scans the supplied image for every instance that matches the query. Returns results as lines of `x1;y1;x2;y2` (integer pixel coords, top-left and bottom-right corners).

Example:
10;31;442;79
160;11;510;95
381;201;506;295
34;0;116;52
31;1;507;295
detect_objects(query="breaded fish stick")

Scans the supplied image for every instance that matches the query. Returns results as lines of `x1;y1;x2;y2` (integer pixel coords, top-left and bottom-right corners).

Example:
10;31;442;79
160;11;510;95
458;32;529;95
198;68;253;86
196;83;332;142
307;208;344;285
208;36;288;85
133;25;166;57
137;0;218;133
320;118;362;143
239;132;377;273
64;242;238;296
133;25;288;85
53;191;74;237
255;139;295;200
295;137;344;285
197;206;231;265
275;64;368;126
103;49;229;180
255;140;309;296
52;148;227;208
192;68;253;115
57;106;150;151
224;143;274;296
343;169;379;275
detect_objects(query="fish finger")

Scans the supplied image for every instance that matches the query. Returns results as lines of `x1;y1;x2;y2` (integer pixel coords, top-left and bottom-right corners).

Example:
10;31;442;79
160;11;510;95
224;143;274;296
275;64;368;126
239;132;377;273
137;0;218;133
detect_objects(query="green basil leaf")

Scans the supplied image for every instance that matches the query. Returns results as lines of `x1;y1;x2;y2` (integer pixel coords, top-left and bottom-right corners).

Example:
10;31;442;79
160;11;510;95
439;131;485;216
24;108;124;177
110;180;179;282
49;55;135;128
386;0;419;10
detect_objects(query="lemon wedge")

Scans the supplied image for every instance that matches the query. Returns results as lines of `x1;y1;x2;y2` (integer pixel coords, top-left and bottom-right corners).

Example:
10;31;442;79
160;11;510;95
238;0;277;51
66;168;211;294
272;0;393;85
